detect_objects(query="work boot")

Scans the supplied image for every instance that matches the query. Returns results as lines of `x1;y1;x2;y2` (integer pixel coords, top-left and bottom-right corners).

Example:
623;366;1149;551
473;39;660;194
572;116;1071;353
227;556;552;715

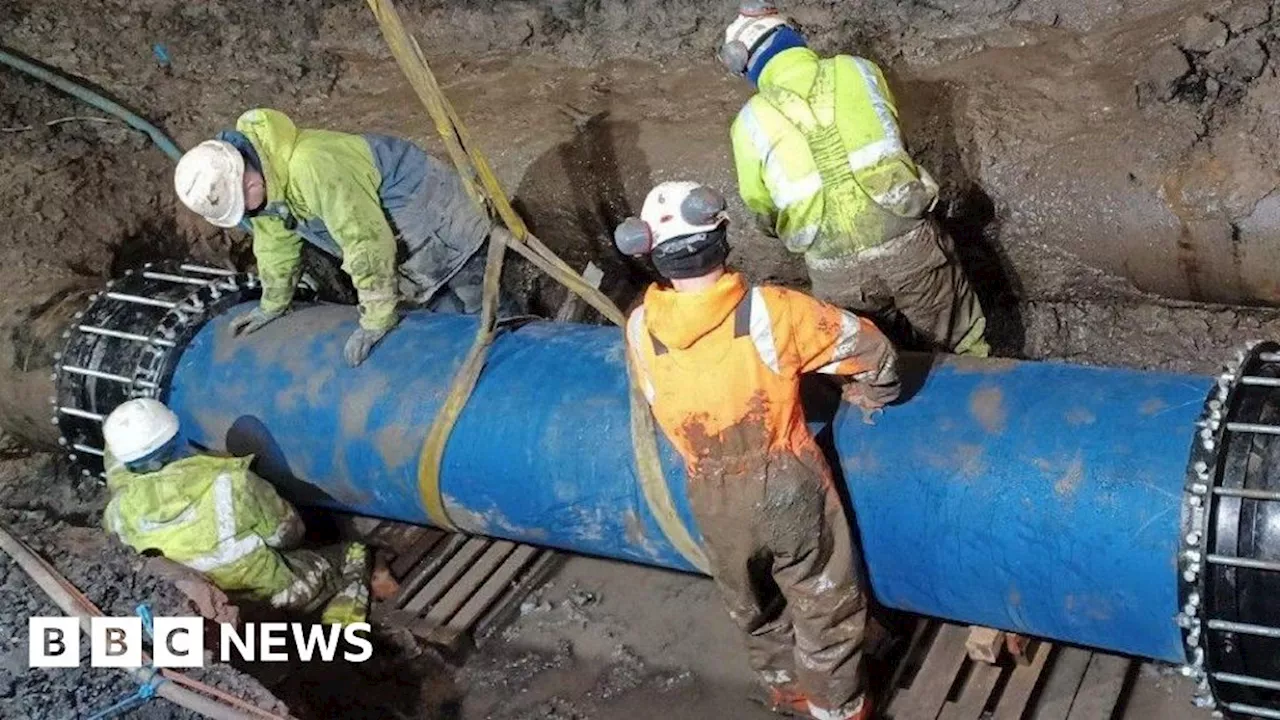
806;696;872;720
320;543;371;625
765;684;812;717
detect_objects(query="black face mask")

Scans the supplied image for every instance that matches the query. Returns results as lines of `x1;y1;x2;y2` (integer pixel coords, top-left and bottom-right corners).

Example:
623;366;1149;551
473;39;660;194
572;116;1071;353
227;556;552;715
215;129;267;215
651;227;730;280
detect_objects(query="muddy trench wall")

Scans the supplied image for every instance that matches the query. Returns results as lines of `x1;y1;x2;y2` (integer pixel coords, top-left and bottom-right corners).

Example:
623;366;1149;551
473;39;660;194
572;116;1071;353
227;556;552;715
1;0;1278;446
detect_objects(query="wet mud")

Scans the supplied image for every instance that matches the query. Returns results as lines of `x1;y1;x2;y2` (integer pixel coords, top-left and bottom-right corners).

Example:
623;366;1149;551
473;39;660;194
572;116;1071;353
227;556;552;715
0;1;1276;448
0;0;1274;717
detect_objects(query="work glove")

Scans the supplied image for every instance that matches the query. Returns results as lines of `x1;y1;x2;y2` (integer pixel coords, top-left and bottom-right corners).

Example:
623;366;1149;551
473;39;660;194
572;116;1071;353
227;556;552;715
344;326;389;368
229;306;285;336
753;212;779;239
842;382;886;425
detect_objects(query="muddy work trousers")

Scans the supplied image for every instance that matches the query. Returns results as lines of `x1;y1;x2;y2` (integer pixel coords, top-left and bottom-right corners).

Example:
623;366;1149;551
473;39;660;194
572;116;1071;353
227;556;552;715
267;542;369;623
415;230;522;318
808;217;989;357
688;453;867;714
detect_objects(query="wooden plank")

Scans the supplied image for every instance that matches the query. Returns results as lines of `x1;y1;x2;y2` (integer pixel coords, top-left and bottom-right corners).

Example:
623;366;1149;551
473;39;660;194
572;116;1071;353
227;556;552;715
390;529;446;579
472;550;563;644
888;620;935;686
1030;647;1092;720
418;546;545;651
402;537;490;613
894;623;971;720
1064;654;1131;720
886;620;937;718
966;626;1006;664
1006;633;1032;666
939;662;1003;720
377;608;420;628
445;544;539;631
992;640;1052;720
394;533;468;606
422;540;517;625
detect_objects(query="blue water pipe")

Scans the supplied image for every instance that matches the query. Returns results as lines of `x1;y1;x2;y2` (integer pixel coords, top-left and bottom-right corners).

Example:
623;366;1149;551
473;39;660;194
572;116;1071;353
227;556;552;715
833;355;1204;664
171;304;705;572
166;302;1210;664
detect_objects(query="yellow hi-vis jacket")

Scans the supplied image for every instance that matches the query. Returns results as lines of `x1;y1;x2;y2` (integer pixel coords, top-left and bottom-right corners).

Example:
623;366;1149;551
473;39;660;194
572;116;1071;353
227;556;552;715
104;453;305;603
731;47;939;266
236;108;489;332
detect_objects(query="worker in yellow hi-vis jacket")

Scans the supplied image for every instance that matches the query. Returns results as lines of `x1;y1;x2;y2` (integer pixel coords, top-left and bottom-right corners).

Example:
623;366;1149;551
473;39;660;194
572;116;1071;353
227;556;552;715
719;0;989;357
101;398;368;624
173;108;518;367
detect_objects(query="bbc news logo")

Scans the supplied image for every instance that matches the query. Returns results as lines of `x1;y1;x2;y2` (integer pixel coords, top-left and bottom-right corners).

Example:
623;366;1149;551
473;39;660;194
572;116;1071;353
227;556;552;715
29;617;373;667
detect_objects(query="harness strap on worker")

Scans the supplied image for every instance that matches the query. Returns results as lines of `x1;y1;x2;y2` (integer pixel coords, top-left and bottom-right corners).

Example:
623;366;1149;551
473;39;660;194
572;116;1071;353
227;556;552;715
763;60;926;248
762;62;864;241
368;0;709;573
765;63;856;194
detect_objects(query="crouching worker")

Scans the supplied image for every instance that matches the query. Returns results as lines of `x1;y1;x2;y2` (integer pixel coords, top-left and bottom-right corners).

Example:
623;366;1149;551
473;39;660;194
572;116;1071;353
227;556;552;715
101;398;369;625
616;182;900;720
174;107;518;367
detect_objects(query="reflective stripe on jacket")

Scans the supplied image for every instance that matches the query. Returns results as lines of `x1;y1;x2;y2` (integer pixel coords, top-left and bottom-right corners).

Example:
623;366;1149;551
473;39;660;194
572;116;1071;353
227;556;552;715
626;272;899;479
104;453;303;600
731;48;939;265
237;108;489;331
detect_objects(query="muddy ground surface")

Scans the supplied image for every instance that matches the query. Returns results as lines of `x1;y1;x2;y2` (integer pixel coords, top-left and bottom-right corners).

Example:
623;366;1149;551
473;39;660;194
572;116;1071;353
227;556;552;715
1;0;1278;443
451;556;1214;720
0;453;1217;720
0;0;1277;717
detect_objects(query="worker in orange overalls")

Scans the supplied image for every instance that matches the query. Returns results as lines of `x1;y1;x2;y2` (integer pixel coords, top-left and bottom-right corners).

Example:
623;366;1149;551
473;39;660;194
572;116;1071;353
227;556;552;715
616;181;900;720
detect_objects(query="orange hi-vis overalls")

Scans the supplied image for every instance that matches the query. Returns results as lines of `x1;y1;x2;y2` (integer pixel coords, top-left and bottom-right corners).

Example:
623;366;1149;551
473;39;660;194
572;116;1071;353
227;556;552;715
627;271;899;718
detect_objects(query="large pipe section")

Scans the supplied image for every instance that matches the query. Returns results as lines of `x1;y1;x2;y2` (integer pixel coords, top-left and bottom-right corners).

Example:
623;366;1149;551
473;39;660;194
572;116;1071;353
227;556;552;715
52;265;1280;717
175;303;704;573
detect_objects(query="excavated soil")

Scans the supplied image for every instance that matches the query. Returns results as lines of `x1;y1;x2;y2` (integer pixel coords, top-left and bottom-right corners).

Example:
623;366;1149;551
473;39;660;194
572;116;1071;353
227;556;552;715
0;0;1278;717
0;2;1277;439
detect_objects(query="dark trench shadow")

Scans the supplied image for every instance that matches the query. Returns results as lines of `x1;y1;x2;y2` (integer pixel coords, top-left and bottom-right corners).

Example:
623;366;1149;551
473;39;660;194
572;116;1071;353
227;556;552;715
219;626;461;720
893;75;1026;356
263;634;461;720
942;185;1026;356
96;216;194;277
511;109;657;318
300;243;357;304
225;414;341;508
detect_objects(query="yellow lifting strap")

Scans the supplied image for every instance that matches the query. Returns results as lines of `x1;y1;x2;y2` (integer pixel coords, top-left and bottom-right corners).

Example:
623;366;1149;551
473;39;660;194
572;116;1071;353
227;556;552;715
366;0;708;573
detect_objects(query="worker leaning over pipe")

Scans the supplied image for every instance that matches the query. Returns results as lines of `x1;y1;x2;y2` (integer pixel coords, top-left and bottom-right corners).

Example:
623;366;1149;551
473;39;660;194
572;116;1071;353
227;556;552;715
720;0;989;357
174;107;515;367
616;181;900;720
100;398;369;624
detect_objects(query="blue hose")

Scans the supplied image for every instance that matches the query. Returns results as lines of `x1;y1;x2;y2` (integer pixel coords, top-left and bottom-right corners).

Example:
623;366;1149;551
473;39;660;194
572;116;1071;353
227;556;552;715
0;47;183;161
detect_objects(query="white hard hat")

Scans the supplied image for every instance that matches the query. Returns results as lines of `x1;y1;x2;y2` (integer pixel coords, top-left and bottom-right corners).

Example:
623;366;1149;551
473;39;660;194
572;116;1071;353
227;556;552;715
642;182;729;247
103;398;181;464
719;3;790;76
174;140;246;228
614;182;730;256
